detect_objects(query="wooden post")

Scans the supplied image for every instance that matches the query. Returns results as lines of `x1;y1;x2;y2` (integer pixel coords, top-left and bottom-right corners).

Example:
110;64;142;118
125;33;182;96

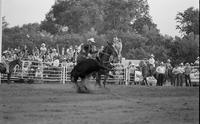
61;63;65;84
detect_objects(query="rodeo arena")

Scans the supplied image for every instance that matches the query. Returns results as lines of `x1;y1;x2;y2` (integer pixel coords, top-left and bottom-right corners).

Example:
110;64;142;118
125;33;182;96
0;1;199;124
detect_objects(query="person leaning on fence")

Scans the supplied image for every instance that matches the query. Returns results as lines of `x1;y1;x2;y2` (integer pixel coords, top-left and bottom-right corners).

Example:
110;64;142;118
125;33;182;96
156;62;166;86
184;63;192;87
127;61;136;85
51;48;59;61
52;56;60;67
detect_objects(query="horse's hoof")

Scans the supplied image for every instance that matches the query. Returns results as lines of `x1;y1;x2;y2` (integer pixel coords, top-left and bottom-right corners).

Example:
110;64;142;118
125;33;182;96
76;86;88;93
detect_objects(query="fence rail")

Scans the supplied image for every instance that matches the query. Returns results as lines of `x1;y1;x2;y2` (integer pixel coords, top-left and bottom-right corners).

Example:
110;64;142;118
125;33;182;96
1;61;134;84
1;60;199;86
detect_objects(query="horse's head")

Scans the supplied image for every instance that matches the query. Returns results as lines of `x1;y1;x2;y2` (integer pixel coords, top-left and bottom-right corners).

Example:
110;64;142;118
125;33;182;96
106;42;118;58
99;42;119;64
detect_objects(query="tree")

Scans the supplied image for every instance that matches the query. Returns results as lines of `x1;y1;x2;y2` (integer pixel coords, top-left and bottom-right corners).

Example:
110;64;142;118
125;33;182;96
168;33;199;65
132;16;157;34
41;0;150;34
176;7;199;35
2;23;54;51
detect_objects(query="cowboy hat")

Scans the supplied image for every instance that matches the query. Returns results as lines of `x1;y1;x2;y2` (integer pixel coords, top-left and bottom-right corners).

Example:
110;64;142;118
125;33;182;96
150;54;154;57
41;43;46;46
167;59;171;62
87;38;95;43
185;63;190;66
180;63;184;66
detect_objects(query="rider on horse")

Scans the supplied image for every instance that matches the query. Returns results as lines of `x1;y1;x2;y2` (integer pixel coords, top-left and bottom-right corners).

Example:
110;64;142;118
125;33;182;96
77;38;98;64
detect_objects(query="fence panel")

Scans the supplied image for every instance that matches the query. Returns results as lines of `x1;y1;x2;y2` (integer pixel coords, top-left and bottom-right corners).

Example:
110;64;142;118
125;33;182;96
1;61;139;85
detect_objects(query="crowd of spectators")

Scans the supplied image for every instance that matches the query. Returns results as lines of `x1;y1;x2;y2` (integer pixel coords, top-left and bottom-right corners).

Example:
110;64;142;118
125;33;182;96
2;43;87;66
135;54;199;87
1;44;199;87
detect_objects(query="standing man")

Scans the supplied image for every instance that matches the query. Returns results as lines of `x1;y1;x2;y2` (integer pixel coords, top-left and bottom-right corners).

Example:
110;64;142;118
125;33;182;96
113;36;122;63
194;57;199;66
184;63;192;87
139;59;148;85
66;46;74;62
149;54;155;76
166;59;173;85
156;62;166;86
40;43;47;61
177;63;185;86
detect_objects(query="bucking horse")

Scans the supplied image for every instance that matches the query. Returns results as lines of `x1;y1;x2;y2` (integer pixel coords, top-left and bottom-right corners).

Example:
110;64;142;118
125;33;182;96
71;41;118;93
96;41;118;87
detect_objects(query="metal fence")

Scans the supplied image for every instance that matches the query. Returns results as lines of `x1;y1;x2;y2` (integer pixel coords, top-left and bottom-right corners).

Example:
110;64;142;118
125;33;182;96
1;61;134;84
2;60;198;85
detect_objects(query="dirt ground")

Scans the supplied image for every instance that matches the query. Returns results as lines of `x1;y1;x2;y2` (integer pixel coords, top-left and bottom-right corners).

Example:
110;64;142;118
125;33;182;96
0;82;199;124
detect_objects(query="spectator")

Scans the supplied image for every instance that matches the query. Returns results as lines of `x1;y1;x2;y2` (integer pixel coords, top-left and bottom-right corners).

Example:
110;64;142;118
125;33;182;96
66;46;74;62
139;59;148;85
194;57;199;66
73;45;79;63
149;54;155;76
61;47;65;56
23;45;29;59
165;59;173;85
156;62;166;86
172;65;180;86
184;63;192;87
51;48;59;61
177;63;185;86
113;36;122;63
127;61;136;85
34;51;42;62
33;47;40;57
53;56;60;67
40;43;47;61
77;43;83;53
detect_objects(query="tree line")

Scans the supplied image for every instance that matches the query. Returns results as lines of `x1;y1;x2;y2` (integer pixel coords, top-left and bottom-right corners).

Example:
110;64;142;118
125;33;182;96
2;0;199;65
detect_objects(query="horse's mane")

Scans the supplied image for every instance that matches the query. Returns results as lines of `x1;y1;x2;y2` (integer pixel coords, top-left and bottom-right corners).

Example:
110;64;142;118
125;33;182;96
9;59;20;66
99;43;118;64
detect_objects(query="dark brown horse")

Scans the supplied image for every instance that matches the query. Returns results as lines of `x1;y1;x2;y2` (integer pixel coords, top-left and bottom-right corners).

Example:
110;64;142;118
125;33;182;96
0;59;22;83
96;42;118;87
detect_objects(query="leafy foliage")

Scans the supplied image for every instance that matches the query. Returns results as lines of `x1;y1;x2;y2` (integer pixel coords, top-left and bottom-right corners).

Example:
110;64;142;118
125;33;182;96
2;1;199;65
176;7;199;35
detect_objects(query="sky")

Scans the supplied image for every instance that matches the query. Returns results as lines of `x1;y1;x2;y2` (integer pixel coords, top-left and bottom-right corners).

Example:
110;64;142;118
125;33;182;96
1;0;199;37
